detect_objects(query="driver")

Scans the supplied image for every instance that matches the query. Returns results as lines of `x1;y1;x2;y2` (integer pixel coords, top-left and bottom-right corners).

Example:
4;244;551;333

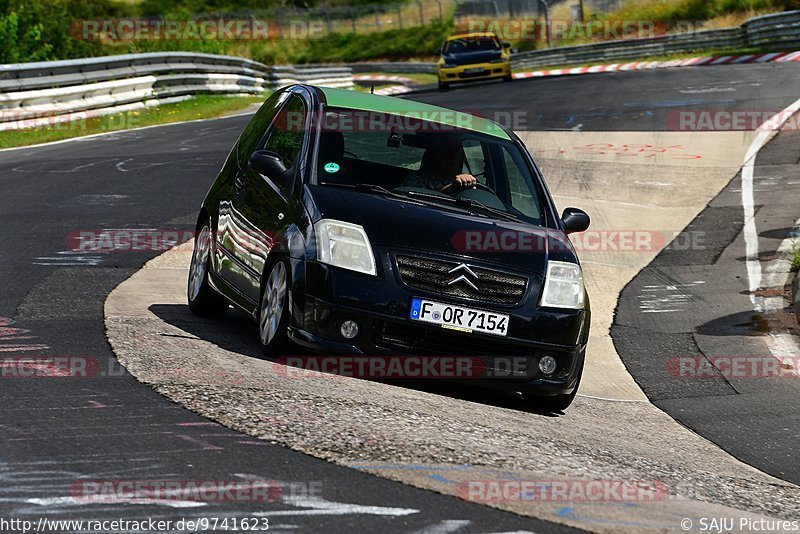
402;138;478;193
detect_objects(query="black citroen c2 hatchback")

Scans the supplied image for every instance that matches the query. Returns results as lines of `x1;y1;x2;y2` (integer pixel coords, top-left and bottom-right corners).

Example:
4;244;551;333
188;84;591;410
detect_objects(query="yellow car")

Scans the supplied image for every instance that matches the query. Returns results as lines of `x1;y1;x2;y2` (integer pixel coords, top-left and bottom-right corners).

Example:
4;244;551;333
437;32;512;90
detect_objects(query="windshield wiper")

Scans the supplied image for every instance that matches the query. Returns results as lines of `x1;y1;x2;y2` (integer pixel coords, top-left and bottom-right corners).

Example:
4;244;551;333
321;184;525;223
456;197;524;223
403;190;523;223
320;182;409;201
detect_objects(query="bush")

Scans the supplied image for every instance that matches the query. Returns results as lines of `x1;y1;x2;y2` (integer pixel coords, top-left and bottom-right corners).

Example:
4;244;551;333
0;0;450;65
604;0;786;24
0;10;52;63
288;20;452;63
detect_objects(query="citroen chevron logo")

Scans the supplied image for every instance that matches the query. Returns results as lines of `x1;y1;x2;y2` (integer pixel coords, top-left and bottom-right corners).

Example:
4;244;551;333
447;263;479;290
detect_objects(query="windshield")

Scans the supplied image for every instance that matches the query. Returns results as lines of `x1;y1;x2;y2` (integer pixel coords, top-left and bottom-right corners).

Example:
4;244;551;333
444;36;501;54
315;108;545;226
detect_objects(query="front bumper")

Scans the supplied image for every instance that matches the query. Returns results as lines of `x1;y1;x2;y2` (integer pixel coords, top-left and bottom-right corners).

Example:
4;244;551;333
290;259;589;396
438;61;511;84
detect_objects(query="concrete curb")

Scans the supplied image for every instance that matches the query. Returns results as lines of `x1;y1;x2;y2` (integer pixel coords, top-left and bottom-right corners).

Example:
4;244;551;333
358;50;800;87
514;50;800;80
105;249;800;532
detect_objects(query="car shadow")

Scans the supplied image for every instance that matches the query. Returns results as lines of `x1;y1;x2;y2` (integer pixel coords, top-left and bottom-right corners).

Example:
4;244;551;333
148;303;564;418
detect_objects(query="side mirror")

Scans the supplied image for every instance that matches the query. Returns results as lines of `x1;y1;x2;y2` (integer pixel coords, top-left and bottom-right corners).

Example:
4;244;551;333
249;150;287;179
503;42;511;48
561;207;590;234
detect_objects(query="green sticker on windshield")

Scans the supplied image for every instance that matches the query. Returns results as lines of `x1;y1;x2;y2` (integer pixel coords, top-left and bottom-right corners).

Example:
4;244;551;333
324;162;340;173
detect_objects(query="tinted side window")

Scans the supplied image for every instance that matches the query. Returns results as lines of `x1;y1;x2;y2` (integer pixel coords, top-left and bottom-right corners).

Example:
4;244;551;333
237;91;288;168
462;140;486;181
264;95;306;169
502;146;541;221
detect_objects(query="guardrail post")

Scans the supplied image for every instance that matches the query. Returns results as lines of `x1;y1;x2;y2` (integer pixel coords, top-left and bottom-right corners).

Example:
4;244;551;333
349;7;357;34
539;0;551;48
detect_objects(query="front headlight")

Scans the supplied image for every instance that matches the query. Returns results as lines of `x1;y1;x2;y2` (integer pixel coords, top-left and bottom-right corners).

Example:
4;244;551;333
441;63;456;68
540;261;585;309
314;219;377;276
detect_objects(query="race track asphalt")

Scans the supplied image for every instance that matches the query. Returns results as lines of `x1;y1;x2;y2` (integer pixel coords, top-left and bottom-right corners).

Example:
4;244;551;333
1;61;799;530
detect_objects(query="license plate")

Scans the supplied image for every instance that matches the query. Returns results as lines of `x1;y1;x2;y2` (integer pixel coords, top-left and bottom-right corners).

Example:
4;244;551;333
464;67;484;73
409;298;509;337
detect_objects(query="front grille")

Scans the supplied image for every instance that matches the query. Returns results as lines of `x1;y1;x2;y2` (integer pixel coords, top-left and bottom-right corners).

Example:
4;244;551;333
395;255;527;305
374;321;532;358
458;69;489;79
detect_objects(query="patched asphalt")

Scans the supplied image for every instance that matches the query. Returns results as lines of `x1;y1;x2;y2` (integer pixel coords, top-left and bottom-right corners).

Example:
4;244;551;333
612;122;800;485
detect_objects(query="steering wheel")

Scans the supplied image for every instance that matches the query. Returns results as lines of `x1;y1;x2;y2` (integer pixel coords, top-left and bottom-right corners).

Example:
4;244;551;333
441;180;496;195
465;181;496;195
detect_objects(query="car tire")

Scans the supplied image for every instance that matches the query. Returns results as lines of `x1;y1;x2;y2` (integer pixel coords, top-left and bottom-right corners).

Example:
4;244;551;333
503;74;513;82
438;82;449;91
529;360;583;412
188;224;229;318
258;256;291;356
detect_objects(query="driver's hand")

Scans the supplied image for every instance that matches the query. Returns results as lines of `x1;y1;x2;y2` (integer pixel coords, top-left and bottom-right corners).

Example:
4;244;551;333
453;174;477;188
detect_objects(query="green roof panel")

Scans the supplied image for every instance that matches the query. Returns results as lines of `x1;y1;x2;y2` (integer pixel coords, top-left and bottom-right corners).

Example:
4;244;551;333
318;86;511;141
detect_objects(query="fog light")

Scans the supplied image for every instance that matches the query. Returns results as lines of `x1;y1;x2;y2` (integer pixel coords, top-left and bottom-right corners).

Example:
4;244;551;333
539;355;557;375
340;320;360;339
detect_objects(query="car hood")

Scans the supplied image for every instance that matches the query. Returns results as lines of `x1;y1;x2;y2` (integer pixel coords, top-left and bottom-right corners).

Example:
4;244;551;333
443;49;503;66
305;185;578;275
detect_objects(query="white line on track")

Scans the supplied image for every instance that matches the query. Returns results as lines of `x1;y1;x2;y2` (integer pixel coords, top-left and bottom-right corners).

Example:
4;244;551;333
740;97;800;363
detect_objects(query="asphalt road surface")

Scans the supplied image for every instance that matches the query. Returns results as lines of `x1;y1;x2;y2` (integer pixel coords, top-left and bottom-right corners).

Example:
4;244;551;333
1;61;799;531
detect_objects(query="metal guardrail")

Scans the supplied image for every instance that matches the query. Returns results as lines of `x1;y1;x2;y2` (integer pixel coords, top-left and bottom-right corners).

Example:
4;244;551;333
340;10;800;75
1;9;797;130
511;10;800;70
744;10;800;49
0;53;352;130
269;66;354;88
349;62;437;74
512;27;745;70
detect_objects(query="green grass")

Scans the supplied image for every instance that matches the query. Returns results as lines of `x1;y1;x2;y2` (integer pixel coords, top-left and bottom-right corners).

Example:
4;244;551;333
597;0;792;23
111;19;451;64
0;94;262;149
791;244;800;272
